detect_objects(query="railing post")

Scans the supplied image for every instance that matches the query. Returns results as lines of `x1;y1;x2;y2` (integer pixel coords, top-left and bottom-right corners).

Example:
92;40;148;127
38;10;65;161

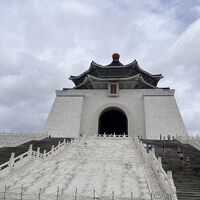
43;149;46;159
112;191;114;200
28;144;33;158
37;147;40;158
93;189;95;200
20;154;23;161
38;188;41;200
167;171;174;196
167;171;172;180
51;145;54;155
131;192;133;200
58;141;61;149
20;187;23;200
158;157;162;166
3;186;7;199
9;152;15;170
152;146;155;155
63;139;66;148
56;187;59;200
74;188;77;200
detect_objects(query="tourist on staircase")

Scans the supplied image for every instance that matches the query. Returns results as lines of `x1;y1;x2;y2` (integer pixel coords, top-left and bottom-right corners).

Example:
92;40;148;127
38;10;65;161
179;150;184;165
186;155;190;166
177;146;181;154
162;145;166;155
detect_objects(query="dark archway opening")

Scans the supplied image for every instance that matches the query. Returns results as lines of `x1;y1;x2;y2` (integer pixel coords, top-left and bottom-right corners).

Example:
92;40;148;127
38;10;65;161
98;108;128;136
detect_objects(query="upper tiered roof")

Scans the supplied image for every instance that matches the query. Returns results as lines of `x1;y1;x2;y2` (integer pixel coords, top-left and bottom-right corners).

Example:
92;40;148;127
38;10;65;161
67;53;163;89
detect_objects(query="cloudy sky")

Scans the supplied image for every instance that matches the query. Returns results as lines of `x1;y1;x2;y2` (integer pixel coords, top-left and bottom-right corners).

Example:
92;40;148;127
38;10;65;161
0;0;200;135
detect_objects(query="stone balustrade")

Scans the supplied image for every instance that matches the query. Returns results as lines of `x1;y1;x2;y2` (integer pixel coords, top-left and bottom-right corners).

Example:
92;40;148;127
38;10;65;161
188;137;200;151
0;132;48;148
176;135;200;151
0;138;77;178
96;133;128;138
175;135;189;144
0;187;140;200
135;138;178;200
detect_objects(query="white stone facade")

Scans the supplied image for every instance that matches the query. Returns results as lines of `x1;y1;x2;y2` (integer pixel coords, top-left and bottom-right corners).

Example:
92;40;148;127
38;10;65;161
43;88;187;139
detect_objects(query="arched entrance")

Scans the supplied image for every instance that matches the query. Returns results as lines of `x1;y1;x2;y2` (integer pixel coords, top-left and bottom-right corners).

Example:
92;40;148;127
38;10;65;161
98;107;128;136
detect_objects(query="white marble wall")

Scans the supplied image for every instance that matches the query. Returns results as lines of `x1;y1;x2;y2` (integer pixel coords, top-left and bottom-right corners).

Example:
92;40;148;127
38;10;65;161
43;95;84;137
43;89;187;139
144;94;187;139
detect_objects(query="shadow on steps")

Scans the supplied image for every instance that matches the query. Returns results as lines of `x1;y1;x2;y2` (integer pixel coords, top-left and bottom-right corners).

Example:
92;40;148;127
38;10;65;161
0;137;73;165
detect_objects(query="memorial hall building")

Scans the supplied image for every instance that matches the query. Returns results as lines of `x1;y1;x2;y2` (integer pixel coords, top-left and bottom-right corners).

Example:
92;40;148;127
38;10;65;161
2;53;199;200
43;53;187;139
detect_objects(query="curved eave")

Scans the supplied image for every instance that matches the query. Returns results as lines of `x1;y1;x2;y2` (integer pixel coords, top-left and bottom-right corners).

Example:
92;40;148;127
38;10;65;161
69;61;102;81
70;60;163;79
132;60;163;80
69;60;163;87
88;74;157;89
137;75;157;89
69;60;129;82
74;74;157;89
73;76;91;89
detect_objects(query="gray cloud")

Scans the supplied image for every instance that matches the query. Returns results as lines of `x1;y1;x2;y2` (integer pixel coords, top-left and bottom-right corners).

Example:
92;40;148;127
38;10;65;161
0;0;199;135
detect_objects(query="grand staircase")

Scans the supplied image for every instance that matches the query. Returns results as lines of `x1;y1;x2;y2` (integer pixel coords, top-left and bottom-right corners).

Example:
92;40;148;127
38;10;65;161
143;139;200;200
0;137;167;200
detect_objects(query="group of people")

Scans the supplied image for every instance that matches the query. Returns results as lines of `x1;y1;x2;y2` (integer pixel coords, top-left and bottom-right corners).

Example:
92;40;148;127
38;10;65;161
177;146;190;166
162;145;170;155
137;135;191;166
161;145;190;166
160;134;175;141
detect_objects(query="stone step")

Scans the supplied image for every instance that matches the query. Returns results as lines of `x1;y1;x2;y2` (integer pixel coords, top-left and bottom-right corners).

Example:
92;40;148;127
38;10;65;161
143;139;200;200
177;192;200;196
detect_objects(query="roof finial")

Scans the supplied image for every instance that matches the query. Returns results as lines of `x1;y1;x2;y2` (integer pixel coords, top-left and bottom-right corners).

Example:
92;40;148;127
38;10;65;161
112;53;120;61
